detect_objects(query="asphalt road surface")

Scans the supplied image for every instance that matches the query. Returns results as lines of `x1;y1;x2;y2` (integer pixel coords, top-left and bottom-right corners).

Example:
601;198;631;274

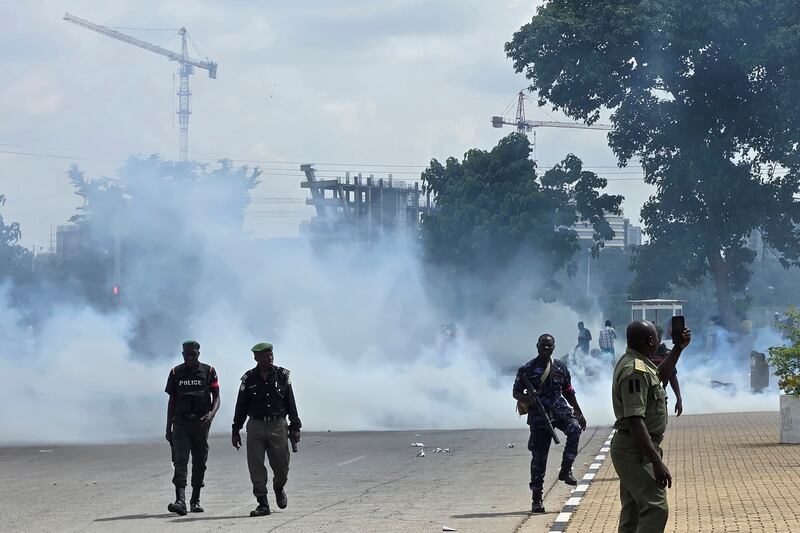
0;426;605;532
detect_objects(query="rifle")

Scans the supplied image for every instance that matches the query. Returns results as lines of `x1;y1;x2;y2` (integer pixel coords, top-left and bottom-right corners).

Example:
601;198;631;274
521;372;560;445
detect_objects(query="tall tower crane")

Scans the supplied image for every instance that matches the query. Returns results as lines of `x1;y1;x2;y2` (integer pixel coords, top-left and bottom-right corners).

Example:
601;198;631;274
63;12;217;161
492;91;611;161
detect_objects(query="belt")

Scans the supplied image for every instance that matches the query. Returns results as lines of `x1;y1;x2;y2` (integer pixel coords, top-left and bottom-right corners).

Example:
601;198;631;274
177;413;203;420
614;428;663;443
252;415;285;422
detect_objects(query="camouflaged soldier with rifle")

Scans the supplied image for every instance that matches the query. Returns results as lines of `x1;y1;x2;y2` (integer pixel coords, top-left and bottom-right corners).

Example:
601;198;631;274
513;334;587;514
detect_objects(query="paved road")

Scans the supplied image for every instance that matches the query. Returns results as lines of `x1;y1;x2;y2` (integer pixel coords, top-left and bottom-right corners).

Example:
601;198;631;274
0;426;605;532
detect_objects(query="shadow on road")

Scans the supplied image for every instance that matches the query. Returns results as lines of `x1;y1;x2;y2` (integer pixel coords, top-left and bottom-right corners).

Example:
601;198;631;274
451;510;532;519
95;513;253;523
95;513;174;522
167;515;253;523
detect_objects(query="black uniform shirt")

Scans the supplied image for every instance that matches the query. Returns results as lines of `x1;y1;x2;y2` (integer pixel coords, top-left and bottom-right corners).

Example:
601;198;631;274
165;362;219;417
233;366;301;431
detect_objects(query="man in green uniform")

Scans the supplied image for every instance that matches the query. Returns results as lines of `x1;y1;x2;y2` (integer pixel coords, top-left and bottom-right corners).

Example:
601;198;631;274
232;343;302;517
610;320;690;533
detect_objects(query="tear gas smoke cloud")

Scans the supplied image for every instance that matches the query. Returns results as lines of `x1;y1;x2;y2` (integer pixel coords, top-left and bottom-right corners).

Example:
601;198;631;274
0;162;782;444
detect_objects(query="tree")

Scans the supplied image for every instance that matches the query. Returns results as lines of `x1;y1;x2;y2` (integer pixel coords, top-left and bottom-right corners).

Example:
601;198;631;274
66;156;261;354
507;0;800;328
421;133;622;300
0;195;31;281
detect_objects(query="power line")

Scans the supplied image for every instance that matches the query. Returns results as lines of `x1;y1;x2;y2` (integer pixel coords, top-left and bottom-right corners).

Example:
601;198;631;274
1;144;792;181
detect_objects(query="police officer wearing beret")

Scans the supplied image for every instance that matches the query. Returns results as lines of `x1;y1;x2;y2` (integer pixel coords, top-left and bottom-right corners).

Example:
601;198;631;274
232;342;302;517
610;321;690;533
513;334;587;514
165;340;220;515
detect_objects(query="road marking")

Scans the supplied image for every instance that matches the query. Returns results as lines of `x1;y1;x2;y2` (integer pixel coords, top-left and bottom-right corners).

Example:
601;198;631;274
549;429;616;533
338;455;368;466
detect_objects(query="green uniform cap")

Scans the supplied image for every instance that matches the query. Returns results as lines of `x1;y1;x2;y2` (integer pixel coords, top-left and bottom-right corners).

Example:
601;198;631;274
182;340;200;349
251;342;273;353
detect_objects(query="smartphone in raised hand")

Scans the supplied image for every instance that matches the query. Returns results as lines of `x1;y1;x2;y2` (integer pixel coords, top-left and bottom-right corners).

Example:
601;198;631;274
671;315;685;339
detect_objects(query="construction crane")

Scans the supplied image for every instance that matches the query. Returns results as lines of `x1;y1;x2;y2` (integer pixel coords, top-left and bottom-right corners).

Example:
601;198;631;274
492;91;611;161
63;12;217;161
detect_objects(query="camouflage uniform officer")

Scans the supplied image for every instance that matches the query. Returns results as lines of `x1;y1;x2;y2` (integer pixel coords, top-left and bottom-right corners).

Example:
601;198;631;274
232;343;302;517
513;334;587;513
610;321;690;533
165;340;220;515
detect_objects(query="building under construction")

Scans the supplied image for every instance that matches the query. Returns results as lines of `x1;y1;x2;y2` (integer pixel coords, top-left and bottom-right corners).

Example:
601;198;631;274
299;164;430;243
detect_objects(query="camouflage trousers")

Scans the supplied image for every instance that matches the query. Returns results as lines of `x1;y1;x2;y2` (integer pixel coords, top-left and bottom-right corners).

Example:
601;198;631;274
528;415;582;492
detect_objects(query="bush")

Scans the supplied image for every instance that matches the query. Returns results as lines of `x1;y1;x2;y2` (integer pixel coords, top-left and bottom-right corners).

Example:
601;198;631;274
768;306;800;397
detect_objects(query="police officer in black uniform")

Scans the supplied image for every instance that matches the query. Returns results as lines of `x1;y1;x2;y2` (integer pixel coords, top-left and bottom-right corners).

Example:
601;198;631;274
165;340;220;515
232;342;301;517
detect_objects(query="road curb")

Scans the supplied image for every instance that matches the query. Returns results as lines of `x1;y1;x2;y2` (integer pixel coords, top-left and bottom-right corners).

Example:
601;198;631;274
547;428;615;533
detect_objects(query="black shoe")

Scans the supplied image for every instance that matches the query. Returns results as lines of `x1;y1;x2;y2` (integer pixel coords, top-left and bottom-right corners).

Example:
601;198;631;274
274;486;287;509
531;492;545;514
190;487;204;512
168;487;188;516
558;469;578;486
250;496;271;517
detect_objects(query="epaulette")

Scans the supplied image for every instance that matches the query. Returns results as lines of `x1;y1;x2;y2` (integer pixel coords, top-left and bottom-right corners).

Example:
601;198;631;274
241;369;254;382
280;367;291;385
634;358;647;373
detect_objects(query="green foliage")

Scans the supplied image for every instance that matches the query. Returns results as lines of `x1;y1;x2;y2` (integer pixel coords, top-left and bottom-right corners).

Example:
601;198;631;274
507;0;800;327
421;134;621;295
768;306;800;396
64;156;261;309
0;194;31;280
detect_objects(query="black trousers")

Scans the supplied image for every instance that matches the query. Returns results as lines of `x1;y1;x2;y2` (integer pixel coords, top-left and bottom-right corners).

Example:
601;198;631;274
171;418;209;489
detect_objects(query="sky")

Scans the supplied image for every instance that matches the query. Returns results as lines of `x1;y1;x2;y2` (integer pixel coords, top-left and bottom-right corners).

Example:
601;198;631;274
0;0;650;249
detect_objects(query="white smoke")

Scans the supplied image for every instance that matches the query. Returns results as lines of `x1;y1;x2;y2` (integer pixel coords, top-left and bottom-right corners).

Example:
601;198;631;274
0;161;783;445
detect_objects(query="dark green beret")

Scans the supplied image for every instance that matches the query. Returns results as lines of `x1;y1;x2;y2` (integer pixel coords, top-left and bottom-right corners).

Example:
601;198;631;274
182;340;200;349
251;342;273;353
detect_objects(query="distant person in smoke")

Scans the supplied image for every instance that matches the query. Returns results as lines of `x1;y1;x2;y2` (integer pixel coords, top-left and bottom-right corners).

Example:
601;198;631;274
652;325;683;417
599;320;618;360
513;334;587;514
165;340;221;515
576;322;592;355
610;320;691;533
232;343;302;517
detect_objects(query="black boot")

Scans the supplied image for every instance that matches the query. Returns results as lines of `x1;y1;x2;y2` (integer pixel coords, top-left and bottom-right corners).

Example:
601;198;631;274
250;496;271;517
190;486;204;513
558;467;578;486
531;491;545;514
274;485;287;509
167;487;188;516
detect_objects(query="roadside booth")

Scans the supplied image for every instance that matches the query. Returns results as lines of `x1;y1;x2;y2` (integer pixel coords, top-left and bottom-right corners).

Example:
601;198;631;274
628;299;685;331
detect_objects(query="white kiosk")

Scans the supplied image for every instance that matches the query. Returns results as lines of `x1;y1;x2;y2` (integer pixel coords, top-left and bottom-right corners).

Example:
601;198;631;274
628;299;684;328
